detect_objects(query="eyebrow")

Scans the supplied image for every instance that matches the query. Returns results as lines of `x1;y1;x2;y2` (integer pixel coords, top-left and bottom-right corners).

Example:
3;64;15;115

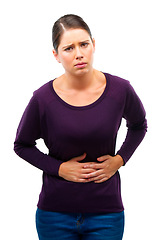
62;40;90;50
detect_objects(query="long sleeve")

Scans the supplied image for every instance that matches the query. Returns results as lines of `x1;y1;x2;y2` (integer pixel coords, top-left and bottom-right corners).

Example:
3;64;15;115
13;74;148;213
14;94;63;176
116;82;147;164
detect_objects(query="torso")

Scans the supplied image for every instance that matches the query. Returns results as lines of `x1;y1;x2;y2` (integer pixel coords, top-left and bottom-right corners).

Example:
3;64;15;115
52;70;106;107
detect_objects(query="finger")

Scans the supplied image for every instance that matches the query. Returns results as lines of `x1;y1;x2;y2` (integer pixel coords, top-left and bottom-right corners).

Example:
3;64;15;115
97;155;111;162
81;168;97;174
84;169;104;179
78;169;98;179
71;153;87;162
78;175;96;183
78;178;90;183
89;173;106;182
94;177;109;183
84;163;104;170
72;174;93;183
81;162;93;169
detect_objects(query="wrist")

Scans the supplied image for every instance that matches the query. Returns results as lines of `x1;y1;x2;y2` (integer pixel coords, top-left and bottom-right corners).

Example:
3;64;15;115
115;155;124;168
58;162;65;178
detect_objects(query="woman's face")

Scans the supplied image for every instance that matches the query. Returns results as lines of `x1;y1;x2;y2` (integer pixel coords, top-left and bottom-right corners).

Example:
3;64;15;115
53;28;95;76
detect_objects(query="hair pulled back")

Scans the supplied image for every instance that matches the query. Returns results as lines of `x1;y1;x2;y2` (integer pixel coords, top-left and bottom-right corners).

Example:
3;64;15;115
52;14;92;52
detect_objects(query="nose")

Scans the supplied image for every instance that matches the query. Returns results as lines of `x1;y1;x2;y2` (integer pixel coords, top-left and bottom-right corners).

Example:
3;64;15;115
75;47;83;60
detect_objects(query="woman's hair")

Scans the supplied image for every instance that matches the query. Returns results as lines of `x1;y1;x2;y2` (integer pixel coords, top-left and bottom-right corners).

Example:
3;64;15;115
52;14;92;52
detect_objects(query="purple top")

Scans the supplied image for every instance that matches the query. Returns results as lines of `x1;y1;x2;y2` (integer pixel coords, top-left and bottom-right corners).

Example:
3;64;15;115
14;72;147;213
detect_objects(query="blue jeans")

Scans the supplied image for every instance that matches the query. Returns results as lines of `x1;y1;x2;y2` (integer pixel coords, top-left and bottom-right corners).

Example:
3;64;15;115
36;208;124;240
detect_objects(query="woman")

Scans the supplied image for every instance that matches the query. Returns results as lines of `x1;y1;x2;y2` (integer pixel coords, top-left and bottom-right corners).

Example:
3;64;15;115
14;14;147;240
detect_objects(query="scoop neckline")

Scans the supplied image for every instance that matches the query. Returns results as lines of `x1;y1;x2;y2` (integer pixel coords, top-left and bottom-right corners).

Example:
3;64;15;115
50;72;109;110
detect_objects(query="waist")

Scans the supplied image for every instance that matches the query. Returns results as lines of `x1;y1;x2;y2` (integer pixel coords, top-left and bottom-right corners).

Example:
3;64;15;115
37;172;124;213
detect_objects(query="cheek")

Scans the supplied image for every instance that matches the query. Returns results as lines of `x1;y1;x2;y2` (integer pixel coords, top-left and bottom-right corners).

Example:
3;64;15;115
61;54;73;66
87;49;94;61
86;46;94;57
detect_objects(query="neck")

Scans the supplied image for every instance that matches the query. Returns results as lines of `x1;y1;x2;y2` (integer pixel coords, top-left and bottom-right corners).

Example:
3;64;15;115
63;68;97;90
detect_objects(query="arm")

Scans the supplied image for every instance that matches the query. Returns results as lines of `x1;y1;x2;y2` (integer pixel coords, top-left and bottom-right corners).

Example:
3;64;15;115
14;94;118;182
83;81;147;183
116;82;147;164
14;95;63;176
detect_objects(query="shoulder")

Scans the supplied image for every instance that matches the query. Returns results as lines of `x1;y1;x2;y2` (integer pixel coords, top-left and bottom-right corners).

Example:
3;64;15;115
103;72;140;108
32;80;56;106
103;72;132;98
104;72;130;88
33;81;53;98
28;80;55;116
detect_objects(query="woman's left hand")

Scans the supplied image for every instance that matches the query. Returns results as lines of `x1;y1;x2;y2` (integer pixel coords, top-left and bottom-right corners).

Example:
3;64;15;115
84;155;124;183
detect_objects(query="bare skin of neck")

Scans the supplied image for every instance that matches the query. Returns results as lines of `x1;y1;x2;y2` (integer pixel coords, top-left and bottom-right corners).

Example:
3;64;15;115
53;69;106;106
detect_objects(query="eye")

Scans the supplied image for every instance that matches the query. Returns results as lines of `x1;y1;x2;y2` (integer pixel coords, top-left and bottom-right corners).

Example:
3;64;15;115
81;42;89;48
64;46;73;52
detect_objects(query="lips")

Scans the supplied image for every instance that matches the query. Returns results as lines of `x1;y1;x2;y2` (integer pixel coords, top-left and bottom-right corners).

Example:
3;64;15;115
75;62;87;68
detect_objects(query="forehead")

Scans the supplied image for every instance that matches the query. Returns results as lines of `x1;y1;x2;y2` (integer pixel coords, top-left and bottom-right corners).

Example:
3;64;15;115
59;29;91;46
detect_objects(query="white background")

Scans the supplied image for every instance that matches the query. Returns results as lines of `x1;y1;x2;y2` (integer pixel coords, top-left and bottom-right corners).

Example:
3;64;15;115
0;0;164;239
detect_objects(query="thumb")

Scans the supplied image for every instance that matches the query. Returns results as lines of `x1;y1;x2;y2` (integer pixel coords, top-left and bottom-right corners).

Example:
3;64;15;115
71;153;87;162
97;155;110;162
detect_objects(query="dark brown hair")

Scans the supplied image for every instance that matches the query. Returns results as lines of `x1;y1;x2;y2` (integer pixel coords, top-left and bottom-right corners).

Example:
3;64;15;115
52;14;92;53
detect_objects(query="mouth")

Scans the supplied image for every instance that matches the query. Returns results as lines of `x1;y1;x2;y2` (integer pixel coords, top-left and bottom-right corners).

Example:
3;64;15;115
74;62;87;69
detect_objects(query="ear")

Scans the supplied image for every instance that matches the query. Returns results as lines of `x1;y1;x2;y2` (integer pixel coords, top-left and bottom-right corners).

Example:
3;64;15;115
52;49;61;63
92;38;96;52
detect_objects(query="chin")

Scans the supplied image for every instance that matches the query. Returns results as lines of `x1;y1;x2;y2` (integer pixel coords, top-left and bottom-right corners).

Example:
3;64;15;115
74;67;92;76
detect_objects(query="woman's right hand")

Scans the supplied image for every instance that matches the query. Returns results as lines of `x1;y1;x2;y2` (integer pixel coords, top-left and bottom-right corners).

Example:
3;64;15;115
58;153;96;183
